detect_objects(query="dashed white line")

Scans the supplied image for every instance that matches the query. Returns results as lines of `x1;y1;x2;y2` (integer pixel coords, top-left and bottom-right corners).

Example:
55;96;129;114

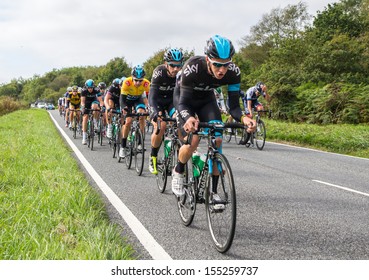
313;180;369;197
49;112;172;260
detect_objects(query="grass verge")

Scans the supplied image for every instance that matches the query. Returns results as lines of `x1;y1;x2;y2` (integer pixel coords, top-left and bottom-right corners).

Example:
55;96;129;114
266;119;369;158
0;109;136;259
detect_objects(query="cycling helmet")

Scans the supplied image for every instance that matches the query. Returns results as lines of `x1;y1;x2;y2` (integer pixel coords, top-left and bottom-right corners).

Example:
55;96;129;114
112;78;121;87
256;82;265;93
67;86;73;92
85;79;94;88
164;48;183;62
131;65;146;79
72;85;78;91
98;82;106;89
204;35;235;60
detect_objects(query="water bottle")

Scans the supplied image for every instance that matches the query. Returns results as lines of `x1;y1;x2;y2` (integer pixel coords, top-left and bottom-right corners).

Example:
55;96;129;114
164;137;171;158
192;151;206;177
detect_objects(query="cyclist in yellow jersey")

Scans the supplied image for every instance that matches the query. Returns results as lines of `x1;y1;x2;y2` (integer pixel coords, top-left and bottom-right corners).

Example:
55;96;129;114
67;85;81;128
119;65;150;158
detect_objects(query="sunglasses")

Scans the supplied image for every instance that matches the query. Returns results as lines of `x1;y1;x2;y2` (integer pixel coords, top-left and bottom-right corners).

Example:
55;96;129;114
208;58;232;68
133;79;143;82
168;63;183;68
87;87;94;89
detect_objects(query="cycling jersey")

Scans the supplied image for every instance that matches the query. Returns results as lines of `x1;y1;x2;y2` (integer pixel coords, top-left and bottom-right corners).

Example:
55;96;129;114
242;86;266;114
81;87;101;113
175;56;243;123
121;76;150;101
106;84;121;106
68;92;81;106
149;64;176;118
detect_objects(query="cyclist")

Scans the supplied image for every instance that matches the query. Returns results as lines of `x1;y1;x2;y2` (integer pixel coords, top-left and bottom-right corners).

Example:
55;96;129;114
80;79;104;145
98;82;107;129
58;96;64;115
119;65;150;158
67;85;81;128
64;86;72;127
172;35;256;208
148;48;184;174
238;82;270;145
104;78;122;138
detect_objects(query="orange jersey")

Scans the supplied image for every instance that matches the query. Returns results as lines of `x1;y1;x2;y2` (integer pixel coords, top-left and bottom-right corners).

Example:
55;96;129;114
121;77;150;100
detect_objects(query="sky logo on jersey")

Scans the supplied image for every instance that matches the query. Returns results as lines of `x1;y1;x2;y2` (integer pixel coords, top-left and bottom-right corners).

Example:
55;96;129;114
183;64;198;76
228;64;241;76
153;69;162;79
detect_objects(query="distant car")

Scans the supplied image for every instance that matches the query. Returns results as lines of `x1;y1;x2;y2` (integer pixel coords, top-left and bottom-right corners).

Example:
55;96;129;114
46;103;55;110
37;102;46;109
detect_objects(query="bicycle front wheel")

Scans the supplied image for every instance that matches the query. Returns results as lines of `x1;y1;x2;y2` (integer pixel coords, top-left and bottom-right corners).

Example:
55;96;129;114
177;156;196;226
205;153;236;253
124;133;133;169
255;120;266;150
134;129;145;176
156;141;167;193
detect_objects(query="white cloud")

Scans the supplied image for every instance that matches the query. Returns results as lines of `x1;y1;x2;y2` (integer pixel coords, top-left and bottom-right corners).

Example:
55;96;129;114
0;0;336;84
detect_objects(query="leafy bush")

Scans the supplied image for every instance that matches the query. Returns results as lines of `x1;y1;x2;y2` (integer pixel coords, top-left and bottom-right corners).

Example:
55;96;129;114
0;96;28;116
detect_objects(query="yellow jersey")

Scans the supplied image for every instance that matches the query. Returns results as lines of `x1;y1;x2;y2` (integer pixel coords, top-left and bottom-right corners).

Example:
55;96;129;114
68;92;81;105
121;77;150;100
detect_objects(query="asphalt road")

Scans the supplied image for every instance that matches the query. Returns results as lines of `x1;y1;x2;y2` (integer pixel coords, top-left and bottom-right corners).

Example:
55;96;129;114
49;110;369;260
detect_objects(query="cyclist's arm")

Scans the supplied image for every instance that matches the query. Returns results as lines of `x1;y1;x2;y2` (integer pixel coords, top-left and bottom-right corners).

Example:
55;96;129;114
227;89;243;122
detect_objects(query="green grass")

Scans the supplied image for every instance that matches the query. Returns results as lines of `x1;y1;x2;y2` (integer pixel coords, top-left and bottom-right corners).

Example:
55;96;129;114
266;119;369;158
0;109;136;259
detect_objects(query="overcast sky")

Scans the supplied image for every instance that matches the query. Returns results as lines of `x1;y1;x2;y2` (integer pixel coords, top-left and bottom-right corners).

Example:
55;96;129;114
0;0;337;84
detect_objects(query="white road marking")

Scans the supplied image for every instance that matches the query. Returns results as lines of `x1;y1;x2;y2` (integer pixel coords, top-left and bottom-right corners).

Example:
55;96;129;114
49;112;172;260
313;180;369;197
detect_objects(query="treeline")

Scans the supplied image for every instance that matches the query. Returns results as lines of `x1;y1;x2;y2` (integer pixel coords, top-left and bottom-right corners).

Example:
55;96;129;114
1;0;368;124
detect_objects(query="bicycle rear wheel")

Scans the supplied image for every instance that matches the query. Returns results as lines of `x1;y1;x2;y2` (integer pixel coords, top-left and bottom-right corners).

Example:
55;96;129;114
89;120;95;151
72;116;77;139
234;127;244;144
98;119;103;146
255;120;266;150
177;157;196;226
134;129;145;176
205;153;236;253
223;127;232;143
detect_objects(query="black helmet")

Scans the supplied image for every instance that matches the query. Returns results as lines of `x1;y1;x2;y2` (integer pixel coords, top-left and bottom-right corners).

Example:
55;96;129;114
131;65;146;79
204;35;235;60
256;82;265;93
164;48;183;62
98;82;106;89
112;78;121;87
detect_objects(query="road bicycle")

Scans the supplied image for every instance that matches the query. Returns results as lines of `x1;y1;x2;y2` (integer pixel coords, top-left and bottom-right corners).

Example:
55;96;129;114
109;109;122;159
155;117;181;193
240;109;271;150
122;112;149;176
86;108;100;151
69;108;82;139
97;107;106;146
223;115;244;144
177;121;246;253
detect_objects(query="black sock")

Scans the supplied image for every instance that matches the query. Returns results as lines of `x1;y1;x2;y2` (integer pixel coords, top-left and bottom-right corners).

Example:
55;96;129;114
121;138;127;148
175;161;185;173
151;146;159;157
212;175;219;193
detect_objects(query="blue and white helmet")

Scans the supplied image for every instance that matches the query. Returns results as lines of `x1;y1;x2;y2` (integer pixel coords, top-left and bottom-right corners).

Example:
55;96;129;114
204;35;235;60
131;65;146;79
85;79;94;88
164;48;183;62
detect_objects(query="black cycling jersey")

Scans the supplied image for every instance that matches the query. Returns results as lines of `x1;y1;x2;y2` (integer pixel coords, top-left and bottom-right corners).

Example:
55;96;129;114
149;64;176;117
106;84;121;105
175;56;243;123
81;87;101;102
